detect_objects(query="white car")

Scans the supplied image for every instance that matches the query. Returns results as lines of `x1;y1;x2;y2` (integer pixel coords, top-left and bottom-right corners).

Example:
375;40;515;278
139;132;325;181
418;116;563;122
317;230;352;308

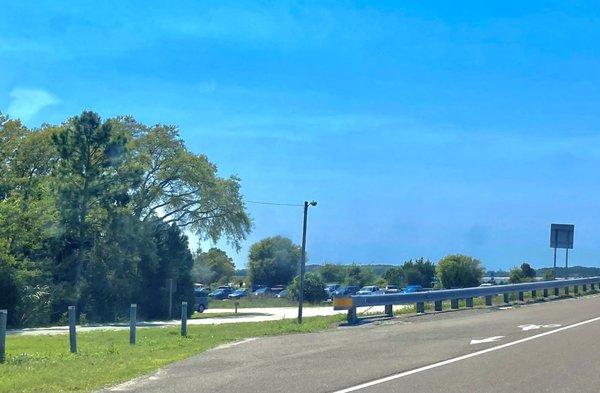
356;286;384;295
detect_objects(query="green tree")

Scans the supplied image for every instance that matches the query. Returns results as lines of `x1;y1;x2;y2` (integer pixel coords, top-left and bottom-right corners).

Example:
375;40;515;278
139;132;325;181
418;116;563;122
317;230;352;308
119;120;251;249
383;267;404;286
509;266;525;284
345;263;376;287
248;236;300;287
436;254;484;289
520;262;536;279
287;272;327;303
52;112;130;301
318;263;347;283
193;247;235;285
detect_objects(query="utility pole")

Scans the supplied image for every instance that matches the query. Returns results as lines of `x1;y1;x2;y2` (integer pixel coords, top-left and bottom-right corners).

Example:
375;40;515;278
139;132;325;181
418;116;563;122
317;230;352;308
298;200;317;324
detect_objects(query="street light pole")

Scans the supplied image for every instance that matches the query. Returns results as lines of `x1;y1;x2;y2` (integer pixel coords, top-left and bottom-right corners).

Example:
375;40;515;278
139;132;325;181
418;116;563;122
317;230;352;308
298;200;317;324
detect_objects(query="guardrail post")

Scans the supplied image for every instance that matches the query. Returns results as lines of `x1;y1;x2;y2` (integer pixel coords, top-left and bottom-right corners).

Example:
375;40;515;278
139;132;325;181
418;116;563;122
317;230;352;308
485;296;493;306
130;304;137;345
68;306;77;354
347;308;358;324
554;287;559;296
384;304;393;317
0;309;6;363
565;286;570;295
503;293;510;304
465;298;473;308
450;299;459;309
574;285;579;295
531;290;537;299
518;292;524;302
181;302;188;337
416;302;425;313
583;284;587;292
592;283;596;291
434;300;443;311
543;289;548;298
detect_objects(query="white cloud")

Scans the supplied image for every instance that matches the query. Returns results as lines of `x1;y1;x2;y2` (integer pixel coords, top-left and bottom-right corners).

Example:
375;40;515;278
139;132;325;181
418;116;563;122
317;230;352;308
6;88;60;122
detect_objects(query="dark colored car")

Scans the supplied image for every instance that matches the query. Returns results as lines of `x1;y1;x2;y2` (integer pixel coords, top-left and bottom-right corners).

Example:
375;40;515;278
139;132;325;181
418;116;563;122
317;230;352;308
334;286;360;296
252;286;271;296
402;285;423;293
228;289;248;299
194;288;210;313
209;286;233;300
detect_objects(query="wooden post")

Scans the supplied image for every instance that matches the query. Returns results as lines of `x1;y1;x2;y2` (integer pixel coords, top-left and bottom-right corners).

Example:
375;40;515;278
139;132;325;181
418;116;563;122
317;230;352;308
130;304;137;345
0;310;7;363
68;306;77;354
181;302;188;337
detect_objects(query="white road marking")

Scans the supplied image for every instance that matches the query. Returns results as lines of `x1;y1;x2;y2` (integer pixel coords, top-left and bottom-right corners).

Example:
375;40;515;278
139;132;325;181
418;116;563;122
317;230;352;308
518;324;561;331
470;336;504;345
331;315;600;393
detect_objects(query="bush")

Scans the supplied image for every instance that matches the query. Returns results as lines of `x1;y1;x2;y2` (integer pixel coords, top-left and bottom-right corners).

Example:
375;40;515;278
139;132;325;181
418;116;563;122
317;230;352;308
436;254;484;289
287;272;327;303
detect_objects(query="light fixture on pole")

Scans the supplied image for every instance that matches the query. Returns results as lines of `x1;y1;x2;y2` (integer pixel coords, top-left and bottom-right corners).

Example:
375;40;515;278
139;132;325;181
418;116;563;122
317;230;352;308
298;200;317;324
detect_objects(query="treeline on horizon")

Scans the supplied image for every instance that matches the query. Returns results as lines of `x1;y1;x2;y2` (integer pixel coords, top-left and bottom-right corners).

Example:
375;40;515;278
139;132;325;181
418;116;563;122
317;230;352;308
0;111;251;327
236;264;600;278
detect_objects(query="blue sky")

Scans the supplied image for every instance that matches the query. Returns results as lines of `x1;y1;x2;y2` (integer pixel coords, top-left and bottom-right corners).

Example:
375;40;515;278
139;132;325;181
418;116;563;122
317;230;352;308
2;1;600;270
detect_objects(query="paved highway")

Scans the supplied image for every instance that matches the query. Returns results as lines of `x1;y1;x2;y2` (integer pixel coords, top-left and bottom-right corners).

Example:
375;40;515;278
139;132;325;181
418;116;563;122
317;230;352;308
105;294;600;393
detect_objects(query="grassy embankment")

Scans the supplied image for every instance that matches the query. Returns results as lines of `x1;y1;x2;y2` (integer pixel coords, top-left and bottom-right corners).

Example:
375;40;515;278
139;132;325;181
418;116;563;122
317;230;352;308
0;314;344;393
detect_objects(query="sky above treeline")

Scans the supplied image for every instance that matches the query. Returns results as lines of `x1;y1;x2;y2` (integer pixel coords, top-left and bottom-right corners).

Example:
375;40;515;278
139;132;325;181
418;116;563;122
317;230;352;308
2;1;600;270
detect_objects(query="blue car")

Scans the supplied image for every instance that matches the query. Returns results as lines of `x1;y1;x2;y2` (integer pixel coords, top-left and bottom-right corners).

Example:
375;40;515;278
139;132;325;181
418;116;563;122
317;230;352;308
402;285;423;293
228;289;247;299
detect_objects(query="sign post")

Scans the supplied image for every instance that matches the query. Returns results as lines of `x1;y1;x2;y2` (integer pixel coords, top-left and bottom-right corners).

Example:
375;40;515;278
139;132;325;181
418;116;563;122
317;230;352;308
550;224;574;278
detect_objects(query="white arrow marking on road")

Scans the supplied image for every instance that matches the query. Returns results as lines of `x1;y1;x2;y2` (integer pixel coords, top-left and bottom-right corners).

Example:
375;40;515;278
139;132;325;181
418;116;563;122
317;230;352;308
470;336;504;345
518;324;561;331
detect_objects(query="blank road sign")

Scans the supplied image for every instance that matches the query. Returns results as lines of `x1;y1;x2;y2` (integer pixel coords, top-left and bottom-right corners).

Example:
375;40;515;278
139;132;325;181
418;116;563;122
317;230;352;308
550;224;574;249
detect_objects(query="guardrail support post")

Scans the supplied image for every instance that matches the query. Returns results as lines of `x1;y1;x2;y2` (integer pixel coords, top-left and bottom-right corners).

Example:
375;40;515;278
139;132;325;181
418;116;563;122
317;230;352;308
181;301;188;337
565;286;570;295
485;296;493;306
450;299;459;309
0;309;6;363
347;308;358;324
466;298;473;308
583;284;587;292
68;306;77;354
384;304;393;317
574;285;579;295
543;289;548;298
554;287;559;296
130;304;137;345
503;293;510;304
434;300;443;311
592;283;596;291
518;292;524;302
531;290;537;299
416;302;425;313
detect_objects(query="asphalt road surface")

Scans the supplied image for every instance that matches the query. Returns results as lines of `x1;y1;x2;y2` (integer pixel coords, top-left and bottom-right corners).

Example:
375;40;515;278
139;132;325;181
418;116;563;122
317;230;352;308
105;294;600;393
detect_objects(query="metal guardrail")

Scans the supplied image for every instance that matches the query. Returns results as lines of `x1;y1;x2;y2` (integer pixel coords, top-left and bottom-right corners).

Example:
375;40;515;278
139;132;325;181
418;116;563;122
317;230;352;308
333;277;600;324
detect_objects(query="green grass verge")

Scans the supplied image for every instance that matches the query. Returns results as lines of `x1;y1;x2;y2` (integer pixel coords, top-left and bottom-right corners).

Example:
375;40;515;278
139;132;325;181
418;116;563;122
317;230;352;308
1;314;345;393
207;296;302;308
190;311;270;319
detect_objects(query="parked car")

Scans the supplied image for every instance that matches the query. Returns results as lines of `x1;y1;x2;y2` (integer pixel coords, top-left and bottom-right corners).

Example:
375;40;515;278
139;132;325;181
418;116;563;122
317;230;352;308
385;285;400;293
402;285;423;293
194;288;210;313
276;289;289;298
252;286;271;297
356;285;384;295
334;285;360;296
325;283;342;298
479;283;493;287
228;288;247;299
270;285;285;294
209;286;233;300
